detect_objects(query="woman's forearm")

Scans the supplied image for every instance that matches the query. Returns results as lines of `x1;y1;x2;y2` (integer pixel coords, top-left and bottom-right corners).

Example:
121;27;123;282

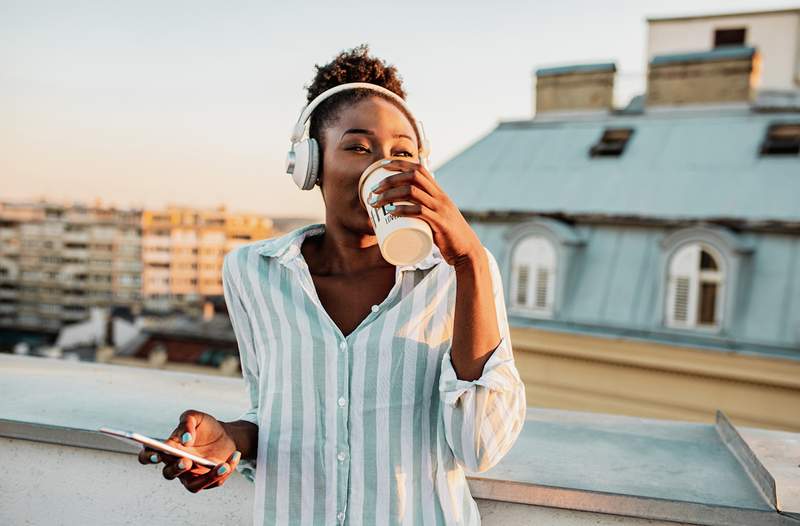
221;420;259;461
450;248;502;381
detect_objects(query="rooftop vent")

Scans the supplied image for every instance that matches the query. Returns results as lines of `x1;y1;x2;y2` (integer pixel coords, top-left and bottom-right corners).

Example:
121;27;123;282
590;128;634;157
760;123;800;155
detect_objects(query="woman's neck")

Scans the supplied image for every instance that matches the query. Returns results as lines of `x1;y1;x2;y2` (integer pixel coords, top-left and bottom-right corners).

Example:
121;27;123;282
303;217;391;276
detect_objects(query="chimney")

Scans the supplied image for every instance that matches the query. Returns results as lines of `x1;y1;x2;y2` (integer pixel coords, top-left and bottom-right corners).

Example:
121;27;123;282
534;63;616;115
646;46;760;107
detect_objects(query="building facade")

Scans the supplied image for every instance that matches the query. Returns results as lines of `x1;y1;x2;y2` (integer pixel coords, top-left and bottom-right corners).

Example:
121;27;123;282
438;8;800;431
141;206;274;312
0;201;142;330
647;8;800;92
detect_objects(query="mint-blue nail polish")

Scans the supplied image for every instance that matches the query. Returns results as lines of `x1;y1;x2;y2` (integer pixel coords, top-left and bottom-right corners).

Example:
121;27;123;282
385;204;397;212
217;465;228;476
368;194;378;205
178;460;187;470
181;432;191;444
150;454;159;463
370;183;381;193
232;451;241;462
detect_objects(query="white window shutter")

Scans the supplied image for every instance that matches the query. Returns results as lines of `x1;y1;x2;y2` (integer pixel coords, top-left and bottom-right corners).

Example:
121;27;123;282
510;235;556;316
535;267;549;309
673;276;690;322
515;265;529;307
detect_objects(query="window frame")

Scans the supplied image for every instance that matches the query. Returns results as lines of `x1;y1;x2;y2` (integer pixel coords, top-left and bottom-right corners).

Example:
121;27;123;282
502;219;585;321
664;242;726;331
658;226;754;336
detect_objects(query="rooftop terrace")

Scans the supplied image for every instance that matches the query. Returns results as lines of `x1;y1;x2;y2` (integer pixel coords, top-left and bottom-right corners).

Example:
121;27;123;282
1;354;799;525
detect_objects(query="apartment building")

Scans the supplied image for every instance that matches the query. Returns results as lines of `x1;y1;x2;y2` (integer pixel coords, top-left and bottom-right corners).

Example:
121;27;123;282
0;201;141;330
141;206;274;312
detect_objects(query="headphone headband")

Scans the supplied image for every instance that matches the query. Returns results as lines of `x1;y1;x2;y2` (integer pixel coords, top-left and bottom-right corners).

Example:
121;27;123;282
290;82;430;162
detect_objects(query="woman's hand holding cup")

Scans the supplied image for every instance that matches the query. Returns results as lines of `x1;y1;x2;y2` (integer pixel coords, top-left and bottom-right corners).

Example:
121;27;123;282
366;159;483;268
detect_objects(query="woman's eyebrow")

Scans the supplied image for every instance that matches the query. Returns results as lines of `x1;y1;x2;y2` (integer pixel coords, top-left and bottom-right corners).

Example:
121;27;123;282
340;128;414;142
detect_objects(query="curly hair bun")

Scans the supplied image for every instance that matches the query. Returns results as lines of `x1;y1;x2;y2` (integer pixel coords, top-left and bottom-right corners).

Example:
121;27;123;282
304;44;416;149
306;43;406;103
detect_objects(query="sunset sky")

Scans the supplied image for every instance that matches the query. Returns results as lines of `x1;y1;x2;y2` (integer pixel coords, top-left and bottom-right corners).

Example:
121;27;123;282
3;0;797;219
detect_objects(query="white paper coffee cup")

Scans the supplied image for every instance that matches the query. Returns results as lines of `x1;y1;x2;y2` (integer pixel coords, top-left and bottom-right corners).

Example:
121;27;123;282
358;159;434;266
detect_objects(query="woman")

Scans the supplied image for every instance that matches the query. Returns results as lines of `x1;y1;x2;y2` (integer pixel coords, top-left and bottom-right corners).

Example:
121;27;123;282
138;44;526;525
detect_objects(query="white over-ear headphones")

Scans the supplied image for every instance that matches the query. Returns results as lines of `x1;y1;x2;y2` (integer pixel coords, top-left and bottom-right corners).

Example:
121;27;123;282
285;82;431;190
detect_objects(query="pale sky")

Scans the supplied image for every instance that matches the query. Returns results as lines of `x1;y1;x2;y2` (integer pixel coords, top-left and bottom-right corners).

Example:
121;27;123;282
3;0;797;219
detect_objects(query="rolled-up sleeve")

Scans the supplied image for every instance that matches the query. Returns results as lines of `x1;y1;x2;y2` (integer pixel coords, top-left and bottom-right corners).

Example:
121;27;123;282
222;250;260;482
438;247;527;473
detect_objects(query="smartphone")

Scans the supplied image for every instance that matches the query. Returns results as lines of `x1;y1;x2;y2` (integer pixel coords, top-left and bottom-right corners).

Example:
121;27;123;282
98;427;218;468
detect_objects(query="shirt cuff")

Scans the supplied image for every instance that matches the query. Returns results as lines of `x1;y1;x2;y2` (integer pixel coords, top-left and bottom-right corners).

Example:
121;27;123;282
233;409;259;482
236;407;259;427
438;337;520;408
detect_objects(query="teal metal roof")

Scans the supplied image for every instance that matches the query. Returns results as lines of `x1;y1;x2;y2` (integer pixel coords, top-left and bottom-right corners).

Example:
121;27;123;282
435;109;800;222
536;62;616;77
651;46;756;65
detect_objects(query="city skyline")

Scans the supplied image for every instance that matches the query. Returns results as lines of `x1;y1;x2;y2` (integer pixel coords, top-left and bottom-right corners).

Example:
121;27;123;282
3;0;799;218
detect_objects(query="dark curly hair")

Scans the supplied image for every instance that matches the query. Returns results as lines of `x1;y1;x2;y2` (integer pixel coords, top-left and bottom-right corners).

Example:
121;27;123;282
305;44;420;153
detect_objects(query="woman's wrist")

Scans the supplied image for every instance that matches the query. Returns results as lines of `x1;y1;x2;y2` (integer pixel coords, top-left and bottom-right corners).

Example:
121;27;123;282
221;420;259;461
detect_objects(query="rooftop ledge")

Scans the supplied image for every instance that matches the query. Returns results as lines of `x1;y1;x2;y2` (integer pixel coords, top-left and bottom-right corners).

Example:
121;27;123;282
1;354;799;525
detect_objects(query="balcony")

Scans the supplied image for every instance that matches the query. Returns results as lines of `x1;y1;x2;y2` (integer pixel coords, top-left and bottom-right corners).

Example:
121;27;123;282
1;354;798;525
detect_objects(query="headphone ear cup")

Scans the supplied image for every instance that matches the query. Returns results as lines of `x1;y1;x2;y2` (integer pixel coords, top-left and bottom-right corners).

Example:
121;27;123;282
305;137;319;190
290;139;317;190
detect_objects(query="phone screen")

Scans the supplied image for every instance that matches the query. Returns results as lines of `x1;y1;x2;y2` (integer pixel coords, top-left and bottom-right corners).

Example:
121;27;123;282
98;427;218;468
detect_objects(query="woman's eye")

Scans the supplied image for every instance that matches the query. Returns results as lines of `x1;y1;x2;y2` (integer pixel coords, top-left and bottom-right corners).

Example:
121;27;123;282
394;151;413;157
348;145;370;153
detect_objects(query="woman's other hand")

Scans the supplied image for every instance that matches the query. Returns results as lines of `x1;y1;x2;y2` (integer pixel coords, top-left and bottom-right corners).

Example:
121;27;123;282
368;159;483;268
137;409;241;493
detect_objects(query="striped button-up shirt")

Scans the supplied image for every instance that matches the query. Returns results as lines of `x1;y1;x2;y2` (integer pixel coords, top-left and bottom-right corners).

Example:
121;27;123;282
222;223;526;526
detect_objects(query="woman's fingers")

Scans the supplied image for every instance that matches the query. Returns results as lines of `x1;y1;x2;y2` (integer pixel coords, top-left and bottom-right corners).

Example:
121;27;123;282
183;450;241;493
164;410;202;450
138;447;161;465
378;160;440;193
370;183;438;211
385;202;441;223
162;456;194;480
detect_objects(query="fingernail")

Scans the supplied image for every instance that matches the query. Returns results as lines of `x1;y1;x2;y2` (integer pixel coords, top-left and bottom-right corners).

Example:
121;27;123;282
181;432;191;444
232;451;241;462
178;460;187;470
370;183;381;193
150;454;159;463
368;194;378;205
380;159;391;165
385;204;397;212
217;465;229;476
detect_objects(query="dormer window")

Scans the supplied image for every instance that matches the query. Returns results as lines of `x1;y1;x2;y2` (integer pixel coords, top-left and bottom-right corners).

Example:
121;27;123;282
590;128;633;157
510;235;556;316
665;243;724;329
760;123;800;156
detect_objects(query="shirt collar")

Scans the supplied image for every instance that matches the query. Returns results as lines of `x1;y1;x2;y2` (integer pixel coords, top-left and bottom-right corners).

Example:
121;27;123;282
257;222;443;271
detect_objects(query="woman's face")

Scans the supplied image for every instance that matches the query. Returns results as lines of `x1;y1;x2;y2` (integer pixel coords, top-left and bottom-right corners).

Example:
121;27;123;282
319;96;419;235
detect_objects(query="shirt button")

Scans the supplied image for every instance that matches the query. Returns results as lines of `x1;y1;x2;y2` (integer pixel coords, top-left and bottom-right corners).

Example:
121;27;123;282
337;451;346;462
371;304;379;313
338;397;346;407
339;341;346;351
337;511;345;522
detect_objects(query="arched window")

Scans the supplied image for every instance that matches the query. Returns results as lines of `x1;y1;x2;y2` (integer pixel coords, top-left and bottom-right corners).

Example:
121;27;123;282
510;235;556;316
665;243;724;329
